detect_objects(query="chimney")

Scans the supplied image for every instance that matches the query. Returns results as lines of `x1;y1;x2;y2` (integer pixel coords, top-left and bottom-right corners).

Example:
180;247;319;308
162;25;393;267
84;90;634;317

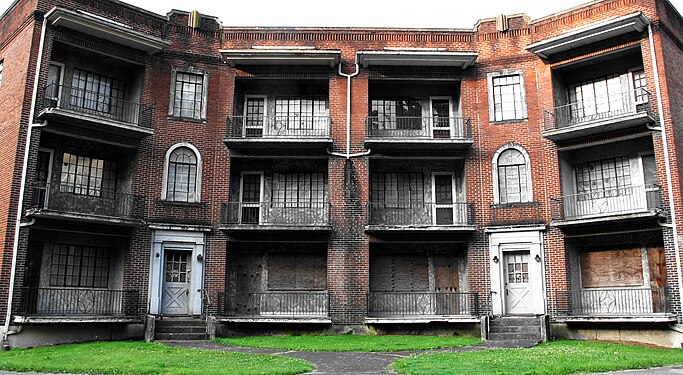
496;14;509;32
188;10;201;29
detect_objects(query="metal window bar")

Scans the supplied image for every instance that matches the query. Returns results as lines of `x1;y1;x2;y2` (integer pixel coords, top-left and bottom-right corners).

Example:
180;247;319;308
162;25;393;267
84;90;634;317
366;202;475;226
366;116;471;140
18;287;140;316
544;88;653;131
554;288;670;317
227;115;331;138
42;83;152;128
217;291;329;317
29;182;146;219
550;184;662;221
221;201;330;226
367;292;480;317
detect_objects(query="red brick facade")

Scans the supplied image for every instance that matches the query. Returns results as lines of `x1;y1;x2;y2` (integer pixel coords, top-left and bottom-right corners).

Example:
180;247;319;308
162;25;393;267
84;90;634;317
0;0;682;346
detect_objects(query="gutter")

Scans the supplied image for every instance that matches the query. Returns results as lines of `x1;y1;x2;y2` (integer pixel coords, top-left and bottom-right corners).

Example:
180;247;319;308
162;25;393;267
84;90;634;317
648;23;683;320
2;12;49;348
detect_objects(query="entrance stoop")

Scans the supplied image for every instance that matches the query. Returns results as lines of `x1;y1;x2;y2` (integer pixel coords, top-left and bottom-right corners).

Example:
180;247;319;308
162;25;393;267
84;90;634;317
154;317;207;341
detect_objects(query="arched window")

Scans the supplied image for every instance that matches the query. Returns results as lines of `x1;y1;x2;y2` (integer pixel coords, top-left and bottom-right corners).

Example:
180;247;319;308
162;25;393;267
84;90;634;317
493;145;532;204
162;144;201;202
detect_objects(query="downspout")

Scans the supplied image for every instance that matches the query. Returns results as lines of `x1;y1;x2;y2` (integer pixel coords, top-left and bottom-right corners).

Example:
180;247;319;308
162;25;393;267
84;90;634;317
327;53;371;159
648;23;683;321
2;13;49;348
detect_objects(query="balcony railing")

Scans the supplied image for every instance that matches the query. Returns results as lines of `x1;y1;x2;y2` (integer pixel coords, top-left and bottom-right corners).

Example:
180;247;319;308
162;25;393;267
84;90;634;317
555;288;670;317
550;184;662;221
226;115;331;138
217;291;329;317
544;88;652;131
366;116;472;140
221;201;330;226
367;202;475;226
18;287;140;316
29;182;146;220
489;201;542;226
367;292;480;317
42;83;152;128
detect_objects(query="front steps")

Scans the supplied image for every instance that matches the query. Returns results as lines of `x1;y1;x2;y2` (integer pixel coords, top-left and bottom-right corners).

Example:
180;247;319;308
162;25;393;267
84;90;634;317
485;316;546;347
154;317;207;341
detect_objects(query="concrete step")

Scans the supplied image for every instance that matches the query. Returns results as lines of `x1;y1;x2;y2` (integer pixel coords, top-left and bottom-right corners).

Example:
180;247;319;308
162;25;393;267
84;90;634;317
486;339;540;348
154;332;207;341
155;325;207;334
488;325;541;334
489;317;539;327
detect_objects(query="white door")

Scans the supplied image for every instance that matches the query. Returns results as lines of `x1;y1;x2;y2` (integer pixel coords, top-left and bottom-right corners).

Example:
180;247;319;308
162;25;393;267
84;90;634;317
161;250;191;315
240;173;263;224
504;251;533;315
244;96;266;137
430;98;453;138
47;63;64;105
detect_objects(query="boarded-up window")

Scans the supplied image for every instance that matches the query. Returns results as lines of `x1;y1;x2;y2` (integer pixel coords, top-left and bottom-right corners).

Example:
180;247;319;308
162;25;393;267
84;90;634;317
268;253;326;290
580;248;643;288
648;246;667;289
434;254;459;292
370;254;429;292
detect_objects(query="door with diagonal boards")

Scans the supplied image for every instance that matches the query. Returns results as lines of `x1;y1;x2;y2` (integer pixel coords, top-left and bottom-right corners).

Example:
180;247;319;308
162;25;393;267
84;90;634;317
161;250;191;315
504;251;533;314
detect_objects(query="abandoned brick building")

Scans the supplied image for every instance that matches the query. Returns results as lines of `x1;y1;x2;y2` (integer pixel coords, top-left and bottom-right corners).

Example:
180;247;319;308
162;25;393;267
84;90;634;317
0;0;683;348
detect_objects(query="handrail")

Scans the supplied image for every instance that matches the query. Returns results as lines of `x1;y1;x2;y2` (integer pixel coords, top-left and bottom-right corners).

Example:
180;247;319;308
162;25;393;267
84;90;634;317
365;116;472;140
366;202;475;226
226;115;331;138
550;184;662;221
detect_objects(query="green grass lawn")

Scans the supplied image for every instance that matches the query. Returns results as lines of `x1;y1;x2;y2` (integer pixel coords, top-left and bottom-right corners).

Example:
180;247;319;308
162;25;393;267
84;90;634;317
0;341;313;375
217;335;481;352
392;339;683;375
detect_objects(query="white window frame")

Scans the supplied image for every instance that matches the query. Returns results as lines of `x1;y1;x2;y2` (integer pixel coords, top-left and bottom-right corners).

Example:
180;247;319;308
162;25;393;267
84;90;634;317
239;171;264;224
492;143;533;204
431;172;457;225
243;95;268;136
629;67;648;106
168;66;209;121
161;142;202;203
487;71;528;123
429;96;454;137
37;147;54;208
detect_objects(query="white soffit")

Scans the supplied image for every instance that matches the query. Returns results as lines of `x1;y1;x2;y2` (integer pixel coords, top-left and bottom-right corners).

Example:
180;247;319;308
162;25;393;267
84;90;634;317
221;49;342;67
357;50;478;68
46;7;170;54
526;12;650;59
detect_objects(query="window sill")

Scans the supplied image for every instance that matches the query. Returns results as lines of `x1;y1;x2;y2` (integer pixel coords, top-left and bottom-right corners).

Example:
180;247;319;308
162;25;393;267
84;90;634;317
158;200;205;207
167;116;207;124
490;118;528;125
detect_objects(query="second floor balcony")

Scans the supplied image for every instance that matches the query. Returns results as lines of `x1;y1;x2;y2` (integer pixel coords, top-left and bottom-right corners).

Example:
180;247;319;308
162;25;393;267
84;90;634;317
554;288;674;322
367;291;481;323
224;115;332;153
543;88;655;142
550;184;663;226
366;202;475;232
27;182;145;227
365;116;473;154
38;84;153;143
220;201;331;232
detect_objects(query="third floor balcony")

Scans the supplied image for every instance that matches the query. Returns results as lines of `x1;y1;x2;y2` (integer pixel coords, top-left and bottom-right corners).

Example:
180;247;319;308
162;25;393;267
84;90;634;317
366;202;475;233
365;116;473;153
220;201;331;232
225;114;332;152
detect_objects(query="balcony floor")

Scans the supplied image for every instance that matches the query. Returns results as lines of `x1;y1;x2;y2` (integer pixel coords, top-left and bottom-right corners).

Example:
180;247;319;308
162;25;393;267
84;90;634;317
13;315;142;324
26;209;145;227
364;139;473;153
542;111;655;142
215;316;332;324
224;138;332;153
219;224;332;233
365;316;479;324
551;210;662;228
557;315;676;323
365;225;476;233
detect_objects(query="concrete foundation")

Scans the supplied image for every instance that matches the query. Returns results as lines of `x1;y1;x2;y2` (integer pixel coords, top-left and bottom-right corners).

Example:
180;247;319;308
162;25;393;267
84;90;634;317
4;323;144;349
551;322;683;348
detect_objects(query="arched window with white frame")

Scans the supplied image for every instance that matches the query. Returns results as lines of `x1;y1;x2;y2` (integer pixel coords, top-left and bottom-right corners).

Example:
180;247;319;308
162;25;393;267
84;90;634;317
162;143;202;203
493;144;532;204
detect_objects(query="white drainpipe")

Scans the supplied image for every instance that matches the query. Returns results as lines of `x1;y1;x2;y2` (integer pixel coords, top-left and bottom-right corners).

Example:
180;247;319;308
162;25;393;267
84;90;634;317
2;13;49;348
327;53;371;159
648;23;683;319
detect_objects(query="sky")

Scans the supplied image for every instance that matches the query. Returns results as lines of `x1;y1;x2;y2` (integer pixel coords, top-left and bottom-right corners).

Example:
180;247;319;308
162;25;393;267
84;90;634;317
1;0;683;28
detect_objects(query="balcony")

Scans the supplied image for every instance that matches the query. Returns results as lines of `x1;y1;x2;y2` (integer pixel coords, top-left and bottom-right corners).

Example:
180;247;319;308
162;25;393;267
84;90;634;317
16;287;141;323
27;182;145;227
542;89;655;142
365;116;473;155
38;84;153;145
216;291;331;323
220;201;331;232
224;115;332;153
554;288;674;322
366;202;475;232
550;185;663;226
366;292;480;323
489;202;543;226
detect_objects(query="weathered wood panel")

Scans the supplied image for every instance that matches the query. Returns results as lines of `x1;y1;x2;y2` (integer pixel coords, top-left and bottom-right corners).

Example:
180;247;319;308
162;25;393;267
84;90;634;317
370;254;429;292
648;246;667;288
580;248;643;288
434;254;459;292
268;253;326;290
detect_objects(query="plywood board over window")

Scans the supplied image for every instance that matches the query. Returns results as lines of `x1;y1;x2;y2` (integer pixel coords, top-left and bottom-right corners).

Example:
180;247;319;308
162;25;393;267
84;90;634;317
580;248;643;288
370;254;429;292
268;253;326;291
648;246;667;288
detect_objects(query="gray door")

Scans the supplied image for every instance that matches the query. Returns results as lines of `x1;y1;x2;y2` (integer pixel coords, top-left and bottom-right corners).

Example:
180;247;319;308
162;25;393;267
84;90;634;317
161;251;191;315
504;251;533;315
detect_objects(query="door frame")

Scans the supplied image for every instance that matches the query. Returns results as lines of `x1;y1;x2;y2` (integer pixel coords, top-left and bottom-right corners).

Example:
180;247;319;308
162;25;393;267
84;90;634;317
36;148;54;208
47;61;65;105
431;172;456;225
488;229;546;316
502;248;533;315
243;95;267;137
148;230;206;316
428;96;454;138
239;171;264;224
